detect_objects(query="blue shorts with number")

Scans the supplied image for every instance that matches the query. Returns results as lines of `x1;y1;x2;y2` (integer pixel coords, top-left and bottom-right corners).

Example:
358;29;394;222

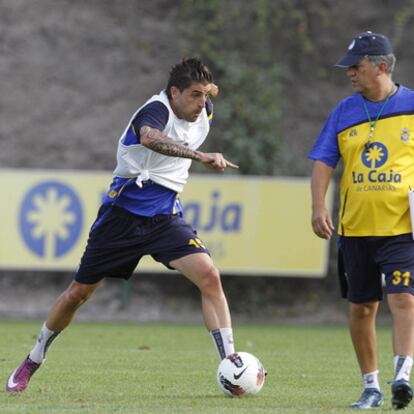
75;205;209;284
340;233;414;303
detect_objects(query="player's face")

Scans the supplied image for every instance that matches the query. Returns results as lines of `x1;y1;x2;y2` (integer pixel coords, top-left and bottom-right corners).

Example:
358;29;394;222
346;58;381;95
170;82;212;122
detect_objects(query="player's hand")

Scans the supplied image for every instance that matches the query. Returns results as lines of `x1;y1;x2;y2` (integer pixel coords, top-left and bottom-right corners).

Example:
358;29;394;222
312;207;335;240
198;152;239;171
209;83;219;97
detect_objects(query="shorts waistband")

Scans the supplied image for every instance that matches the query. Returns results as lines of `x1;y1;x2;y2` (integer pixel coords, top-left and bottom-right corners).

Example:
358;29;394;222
111;205;173;223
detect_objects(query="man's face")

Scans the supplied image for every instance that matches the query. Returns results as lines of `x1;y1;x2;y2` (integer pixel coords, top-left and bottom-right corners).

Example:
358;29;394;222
346;58;382;94
170;82;213;122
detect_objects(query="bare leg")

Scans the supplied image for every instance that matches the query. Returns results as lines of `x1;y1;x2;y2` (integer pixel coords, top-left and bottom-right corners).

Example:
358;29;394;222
6;280;101;393
387;293;414;408
170;253;231;330
348;301;386;408
171;253;233;360
349;301;379;374
46;280;101;332
387;293;414;356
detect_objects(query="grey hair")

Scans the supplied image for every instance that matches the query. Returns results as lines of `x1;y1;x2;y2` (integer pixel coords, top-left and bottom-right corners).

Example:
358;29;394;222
367;54;396;74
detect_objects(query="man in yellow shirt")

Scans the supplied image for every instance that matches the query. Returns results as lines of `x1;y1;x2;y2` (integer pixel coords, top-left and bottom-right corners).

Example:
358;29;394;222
310;31;414;410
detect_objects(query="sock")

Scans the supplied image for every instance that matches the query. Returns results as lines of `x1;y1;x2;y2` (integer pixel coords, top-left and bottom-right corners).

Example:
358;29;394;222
394;355;413;382
210;328;235;360
363;370;380;390
29;322;60;364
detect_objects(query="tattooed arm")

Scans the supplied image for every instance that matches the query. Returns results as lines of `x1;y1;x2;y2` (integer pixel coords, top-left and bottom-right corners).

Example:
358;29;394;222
140;126;238;171
140;126;201;160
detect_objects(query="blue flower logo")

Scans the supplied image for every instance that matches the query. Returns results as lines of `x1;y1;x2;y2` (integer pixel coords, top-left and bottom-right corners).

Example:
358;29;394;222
361;142;388;168
19;181;83;258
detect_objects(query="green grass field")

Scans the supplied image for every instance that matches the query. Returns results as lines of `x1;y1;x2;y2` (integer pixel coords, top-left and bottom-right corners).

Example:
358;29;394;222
0;321;399;413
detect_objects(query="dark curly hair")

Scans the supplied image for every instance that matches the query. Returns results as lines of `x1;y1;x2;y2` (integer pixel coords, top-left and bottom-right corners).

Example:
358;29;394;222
166;58;213;99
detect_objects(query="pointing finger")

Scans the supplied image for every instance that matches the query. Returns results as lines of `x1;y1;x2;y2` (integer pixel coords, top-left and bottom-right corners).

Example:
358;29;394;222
225;160;239;169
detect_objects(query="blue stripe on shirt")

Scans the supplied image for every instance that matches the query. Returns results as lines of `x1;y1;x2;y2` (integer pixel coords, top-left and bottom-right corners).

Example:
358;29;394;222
123;101;169;145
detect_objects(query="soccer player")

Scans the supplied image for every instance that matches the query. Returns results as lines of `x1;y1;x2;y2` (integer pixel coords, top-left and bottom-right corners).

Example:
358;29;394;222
7;58;238;393
309;31;414;410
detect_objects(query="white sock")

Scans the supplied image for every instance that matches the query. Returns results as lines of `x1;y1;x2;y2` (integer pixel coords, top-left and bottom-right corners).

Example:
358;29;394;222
394;355;413;382
210;328;235;360
29;322;60;364
363;370;380;390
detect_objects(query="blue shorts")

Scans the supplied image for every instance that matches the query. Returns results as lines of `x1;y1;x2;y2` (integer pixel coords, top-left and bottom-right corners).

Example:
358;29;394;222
340;233;414;303
75;205;209;284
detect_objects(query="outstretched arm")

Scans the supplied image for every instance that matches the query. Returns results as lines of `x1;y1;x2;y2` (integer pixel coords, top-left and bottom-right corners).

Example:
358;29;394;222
311;160;335;240
140;126;239;171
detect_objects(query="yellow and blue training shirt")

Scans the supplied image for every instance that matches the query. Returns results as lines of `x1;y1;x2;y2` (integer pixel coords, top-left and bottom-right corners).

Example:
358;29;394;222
309;85;414;236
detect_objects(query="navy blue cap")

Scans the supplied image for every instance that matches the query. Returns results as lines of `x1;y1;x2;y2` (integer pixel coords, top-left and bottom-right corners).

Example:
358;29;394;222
335;31;393;67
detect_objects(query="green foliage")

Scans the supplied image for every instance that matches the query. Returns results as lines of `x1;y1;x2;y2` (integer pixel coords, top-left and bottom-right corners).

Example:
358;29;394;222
213;59;282;174
178;1;286;175
0;321;396;413
393;0;414;49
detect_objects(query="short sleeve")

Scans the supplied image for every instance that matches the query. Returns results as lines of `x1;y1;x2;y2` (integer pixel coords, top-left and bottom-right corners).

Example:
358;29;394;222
308;107;341;168
126;101;169;145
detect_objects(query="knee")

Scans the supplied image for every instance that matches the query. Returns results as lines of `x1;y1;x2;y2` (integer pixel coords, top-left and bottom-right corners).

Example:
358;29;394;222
350;302;378;320
198;265;223;295
62;283;96;306
389;293;414;314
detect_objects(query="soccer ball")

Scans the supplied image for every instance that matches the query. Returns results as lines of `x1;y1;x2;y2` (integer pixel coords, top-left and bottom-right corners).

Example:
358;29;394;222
217;352;266;397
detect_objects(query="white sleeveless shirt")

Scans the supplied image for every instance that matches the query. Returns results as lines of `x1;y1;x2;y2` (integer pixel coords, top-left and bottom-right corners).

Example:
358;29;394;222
113;90;210;193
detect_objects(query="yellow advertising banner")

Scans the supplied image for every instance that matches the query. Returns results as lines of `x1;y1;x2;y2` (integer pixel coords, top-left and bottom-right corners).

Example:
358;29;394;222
0;169;333;277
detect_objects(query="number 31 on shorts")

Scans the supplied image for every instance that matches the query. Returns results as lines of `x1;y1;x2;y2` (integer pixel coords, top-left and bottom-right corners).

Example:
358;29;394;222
391;270;411;287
